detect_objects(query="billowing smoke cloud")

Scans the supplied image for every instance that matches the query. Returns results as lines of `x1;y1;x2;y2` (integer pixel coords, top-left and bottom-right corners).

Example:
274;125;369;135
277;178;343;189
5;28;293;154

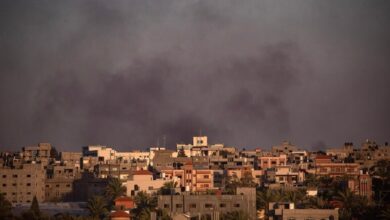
0;1;389;151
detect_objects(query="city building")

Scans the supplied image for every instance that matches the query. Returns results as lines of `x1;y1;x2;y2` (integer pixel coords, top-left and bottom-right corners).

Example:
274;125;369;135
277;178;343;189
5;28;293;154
126;170;169;196
156;188;256;220
0;163;46;203
22;143;53;166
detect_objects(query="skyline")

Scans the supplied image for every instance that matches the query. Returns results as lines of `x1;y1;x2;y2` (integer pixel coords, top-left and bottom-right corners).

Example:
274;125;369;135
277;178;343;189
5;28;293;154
0;135;387;153
1;1;390;151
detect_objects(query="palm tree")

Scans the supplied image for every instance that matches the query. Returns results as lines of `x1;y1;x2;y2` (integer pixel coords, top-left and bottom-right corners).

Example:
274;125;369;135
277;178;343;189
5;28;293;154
256;189;284;220
159;181;178;195
87;196;108;220
221;210;248;220
133;191;157;219
336;189;355;209
304;173;319;187
336;189;356;220
305;196;330;209
239;172;257;187
105;177;126;203
224;174;241;194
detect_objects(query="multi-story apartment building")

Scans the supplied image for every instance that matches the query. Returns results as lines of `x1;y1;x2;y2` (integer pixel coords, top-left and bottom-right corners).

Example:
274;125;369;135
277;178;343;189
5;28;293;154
60;152;82;168
259;154;287;169
268;202;339;220
152;150;188;171
326;143;354;160
82;145;116;161
126;170;171;196
348;173;373;199
156;187;256;220
45;164;80;202
210;153;255;170
314;155;360;177
22;143;52;166
0;163;45;203
264;165;305;187
161;162;215;192
272;141;299;155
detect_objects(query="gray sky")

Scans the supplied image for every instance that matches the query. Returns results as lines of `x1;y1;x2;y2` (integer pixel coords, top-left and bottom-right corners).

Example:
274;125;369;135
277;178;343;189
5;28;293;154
0;1;389;151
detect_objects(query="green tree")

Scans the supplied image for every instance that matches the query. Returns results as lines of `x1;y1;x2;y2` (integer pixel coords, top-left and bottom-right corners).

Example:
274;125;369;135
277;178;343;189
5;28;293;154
256;189;284;219
336;189;356;220
87;196;108;220
156;208;172;220
283;189;305;204
159;181;177;195
304;196;331;209
0;193;13;220
31;195;40;216
224;174;240;194
221;210;248;220
304;173;319;187
105;177;126;205
133;191;157;220
239;172;257;187
21;196;47;220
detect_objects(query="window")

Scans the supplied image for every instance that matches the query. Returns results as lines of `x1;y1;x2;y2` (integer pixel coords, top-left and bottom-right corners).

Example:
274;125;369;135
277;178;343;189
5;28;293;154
26;183;31;186
2;175;6;178
176;204;183;208
220;203;226;208
203;175;209;179
164;204;170;209
45;185;50;188
2;184;6;187
12;174;17;178
66;184;71;187
12;192;16;195
189;204;197;208
205;204;213;208
27;192;31;195
56;184;60;187
12;183;16;186
26;174;31;178
148;186;154;190
234;204;240;208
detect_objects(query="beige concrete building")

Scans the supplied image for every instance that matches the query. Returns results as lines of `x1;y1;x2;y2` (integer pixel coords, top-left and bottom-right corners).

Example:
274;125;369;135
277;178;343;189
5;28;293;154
126;170;169;196
259;155;287;169
60;152;82;168
268;202;338;220
22;143;52;166
45;164;80;202
272;141;299;155
0;163;46;203
162;162;215;192
156;188;256;220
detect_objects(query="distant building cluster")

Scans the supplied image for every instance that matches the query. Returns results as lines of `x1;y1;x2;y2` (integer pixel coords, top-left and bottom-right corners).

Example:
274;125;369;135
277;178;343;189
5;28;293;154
0;136;389;220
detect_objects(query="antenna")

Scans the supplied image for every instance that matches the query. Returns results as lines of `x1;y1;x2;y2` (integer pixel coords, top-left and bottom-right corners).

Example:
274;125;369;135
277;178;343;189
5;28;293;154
163;135;166;148
157;137;160;147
